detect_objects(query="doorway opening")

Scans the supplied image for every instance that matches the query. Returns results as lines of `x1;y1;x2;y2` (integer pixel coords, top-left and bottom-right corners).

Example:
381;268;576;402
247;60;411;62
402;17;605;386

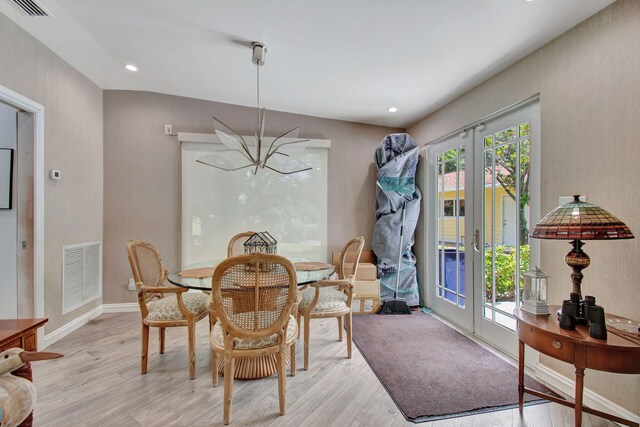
0;84;45;344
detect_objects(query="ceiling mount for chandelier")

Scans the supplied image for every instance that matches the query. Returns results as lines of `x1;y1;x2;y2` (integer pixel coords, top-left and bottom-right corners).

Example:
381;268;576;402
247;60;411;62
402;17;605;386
197;42;312;175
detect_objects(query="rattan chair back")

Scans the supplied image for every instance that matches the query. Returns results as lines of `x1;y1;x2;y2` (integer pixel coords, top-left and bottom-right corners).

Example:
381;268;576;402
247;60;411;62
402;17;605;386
227;231;256;258
211;253;297;339
339;236;365;280
126;240;166;306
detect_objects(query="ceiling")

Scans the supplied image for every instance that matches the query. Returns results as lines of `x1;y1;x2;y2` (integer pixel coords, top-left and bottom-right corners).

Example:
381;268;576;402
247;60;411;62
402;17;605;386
1;0;615;128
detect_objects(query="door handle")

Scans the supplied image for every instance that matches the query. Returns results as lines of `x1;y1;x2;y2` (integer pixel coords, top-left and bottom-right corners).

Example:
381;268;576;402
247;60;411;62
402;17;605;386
473;229;480;253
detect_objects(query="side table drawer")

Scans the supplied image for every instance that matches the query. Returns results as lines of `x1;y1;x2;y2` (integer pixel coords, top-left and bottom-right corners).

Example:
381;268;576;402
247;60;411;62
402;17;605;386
519;324;575;363
23;332;36;351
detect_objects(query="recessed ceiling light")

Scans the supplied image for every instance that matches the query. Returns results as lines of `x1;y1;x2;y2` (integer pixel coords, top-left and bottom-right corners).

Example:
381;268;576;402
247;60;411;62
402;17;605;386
125;64;138;72
387;107;398;113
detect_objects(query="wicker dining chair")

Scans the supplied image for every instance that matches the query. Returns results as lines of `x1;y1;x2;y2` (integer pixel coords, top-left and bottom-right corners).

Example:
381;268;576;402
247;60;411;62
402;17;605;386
208;253;298;425
297;236;365;370
126;240;208;379
227;231;255;257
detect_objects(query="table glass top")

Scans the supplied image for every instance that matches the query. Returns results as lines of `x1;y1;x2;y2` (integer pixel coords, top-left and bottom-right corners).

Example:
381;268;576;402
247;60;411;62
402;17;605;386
167;258;335;291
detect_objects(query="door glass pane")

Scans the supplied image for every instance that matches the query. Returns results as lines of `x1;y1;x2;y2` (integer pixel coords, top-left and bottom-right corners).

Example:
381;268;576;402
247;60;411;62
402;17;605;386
482;121;532;331
436;144;466;308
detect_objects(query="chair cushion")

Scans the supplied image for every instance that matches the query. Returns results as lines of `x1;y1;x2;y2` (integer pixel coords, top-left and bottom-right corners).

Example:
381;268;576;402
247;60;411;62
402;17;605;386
147;292;207;321
211;315;298;350
299;286;348;313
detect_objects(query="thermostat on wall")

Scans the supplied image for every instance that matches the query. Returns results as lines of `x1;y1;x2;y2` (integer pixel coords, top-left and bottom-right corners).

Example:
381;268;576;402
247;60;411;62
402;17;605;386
49;169;61;181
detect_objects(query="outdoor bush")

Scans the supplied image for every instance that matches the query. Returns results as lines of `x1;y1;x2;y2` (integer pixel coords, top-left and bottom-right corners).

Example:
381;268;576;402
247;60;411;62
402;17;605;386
485;245;530;301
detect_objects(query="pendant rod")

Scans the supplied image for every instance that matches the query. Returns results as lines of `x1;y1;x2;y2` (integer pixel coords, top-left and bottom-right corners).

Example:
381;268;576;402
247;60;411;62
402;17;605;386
256;62;260;133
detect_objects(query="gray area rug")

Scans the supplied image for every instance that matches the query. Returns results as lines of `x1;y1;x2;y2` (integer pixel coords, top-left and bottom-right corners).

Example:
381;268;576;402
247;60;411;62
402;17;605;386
351;312;559;423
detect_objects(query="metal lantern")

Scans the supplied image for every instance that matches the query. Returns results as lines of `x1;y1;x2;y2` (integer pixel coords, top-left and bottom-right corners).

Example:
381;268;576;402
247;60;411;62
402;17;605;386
243;232;277;272
243;231;277;255
522;266;550;316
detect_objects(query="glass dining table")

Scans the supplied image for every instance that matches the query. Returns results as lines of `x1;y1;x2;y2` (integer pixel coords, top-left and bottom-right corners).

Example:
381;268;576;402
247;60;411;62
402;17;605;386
167;258;335;290
166;257;335;379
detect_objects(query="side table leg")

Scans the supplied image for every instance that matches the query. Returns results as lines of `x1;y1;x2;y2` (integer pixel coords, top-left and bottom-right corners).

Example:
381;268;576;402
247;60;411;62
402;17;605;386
574;367;585;427
518;339;525;416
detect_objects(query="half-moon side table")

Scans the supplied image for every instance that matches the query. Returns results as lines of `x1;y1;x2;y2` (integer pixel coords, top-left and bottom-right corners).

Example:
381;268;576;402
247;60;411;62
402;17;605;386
515;307;640;427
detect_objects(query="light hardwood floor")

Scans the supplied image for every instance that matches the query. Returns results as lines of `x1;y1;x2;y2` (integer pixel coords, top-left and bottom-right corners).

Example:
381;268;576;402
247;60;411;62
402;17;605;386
32;312;616;426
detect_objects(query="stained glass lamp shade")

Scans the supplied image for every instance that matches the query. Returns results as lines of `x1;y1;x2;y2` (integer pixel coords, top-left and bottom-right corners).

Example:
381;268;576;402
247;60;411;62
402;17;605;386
531;195;634;297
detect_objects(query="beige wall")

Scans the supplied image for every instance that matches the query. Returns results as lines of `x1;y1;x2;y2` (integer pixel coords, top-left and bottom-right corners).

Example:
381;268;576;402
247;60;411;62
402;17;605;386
103;90;400;304
0;12;104;333
408;0;640;414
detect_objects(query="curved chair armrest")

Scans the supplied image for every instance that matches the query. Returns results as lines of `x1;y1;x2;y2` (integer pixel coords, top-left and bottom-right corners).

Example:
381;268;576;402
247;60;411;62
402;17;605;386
137;283;197;319
138;283;188;294
310;279;353;289
301;278;355;313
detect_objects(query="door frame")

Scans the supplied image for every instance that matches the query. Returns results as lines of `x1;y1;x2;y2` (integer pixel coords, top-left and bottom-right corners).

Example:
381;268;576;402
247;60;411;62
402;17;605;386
0;84;45;345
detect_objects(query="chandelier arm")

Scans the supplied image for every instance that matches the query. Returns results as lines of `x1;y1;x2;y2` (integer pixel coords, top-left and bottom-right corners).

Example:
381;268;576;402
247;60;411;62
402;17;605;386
213;148;255;163
264;139;311;163
196;159;255;172
212;117;255;162
265;127;303;159
264;164;313;175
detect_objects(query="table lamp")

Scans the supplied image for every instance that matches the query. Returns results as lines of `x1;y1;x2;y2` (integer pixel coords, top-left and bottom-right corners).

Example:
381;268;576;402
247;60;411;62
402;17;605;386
531;195;634;301
531;195;634;297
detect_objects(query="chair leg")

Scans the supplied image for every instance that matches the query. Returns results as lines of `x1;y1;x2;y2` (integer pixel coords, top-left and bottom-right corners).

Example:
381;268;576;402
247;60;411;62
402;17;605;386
303;313;311;370
141;324;149;374
159;327;165;354
337;316;343;342
188;321;196;379
276;351;287;415
346;311;353;359
212;350;219;387
223;352;235;425
296;310;301;339
290;341;296;376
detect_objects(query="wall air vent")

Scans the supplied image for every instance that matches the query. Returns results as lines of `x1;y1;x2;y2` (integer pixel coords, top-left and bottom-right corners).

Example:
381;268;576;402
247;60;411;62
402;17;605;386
62;242;102;314
8;0;52;17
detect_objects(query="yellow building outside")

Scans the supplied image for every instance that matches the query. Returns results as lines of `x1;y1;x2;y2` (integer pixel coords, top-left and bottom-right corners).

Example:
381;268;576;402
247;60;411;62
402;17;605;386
438;185;518;247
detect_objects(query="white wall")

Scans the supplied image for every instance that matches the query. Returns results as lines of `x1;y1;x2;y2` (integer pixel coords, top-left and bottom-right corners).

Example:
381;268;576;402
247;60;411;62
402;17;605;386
0;101;17;318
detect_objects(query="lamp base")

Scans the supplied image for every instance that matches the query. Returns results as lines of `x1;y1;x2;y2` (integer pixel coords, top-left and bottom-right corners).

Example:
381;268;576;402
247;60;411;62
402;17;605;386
565;239;590;297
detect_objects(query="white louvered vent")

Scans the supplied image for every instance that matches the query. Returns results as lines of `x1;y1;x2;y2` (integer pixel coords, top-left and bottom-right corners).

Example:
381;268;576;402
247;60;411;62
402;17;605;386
62;242;102;314
8;0;52;17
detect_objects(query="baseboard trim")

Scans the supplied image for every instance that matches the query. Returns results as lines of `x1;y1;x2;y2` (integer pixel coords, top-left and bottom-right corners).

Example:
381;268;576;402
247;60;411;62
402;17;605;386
535;362;639;423
102;303;138;313
42;305;103;349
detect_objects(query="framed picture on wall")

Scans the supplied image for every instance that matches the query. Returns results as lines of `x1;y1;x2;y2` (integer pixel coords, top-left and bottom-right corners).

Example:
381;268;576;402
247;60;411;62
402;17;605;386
0;148;13;209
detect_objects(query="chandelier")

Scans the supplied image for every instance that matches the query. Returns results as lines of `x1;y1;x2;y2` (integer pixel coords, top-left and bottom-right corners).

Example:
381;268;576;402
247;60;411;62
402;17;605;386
197;42;311;175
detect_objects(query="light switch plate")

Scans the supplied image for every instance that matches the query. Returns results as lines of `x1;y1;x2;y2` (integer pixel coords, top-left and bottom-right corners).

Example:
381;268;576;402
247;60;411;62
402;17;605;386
559;195;586;205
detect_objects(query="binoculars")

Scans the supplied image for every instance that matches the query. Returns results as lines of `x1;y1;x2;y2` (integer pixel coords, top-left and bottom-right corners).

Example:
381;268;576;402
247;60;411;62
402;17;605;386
559;293;607;340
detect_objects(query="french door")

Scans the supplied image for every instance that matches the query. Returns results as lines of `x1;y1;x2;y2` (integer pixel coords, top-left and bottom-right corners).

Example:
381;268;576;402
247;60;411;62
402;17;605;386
426;101;539;357
426;132;475;332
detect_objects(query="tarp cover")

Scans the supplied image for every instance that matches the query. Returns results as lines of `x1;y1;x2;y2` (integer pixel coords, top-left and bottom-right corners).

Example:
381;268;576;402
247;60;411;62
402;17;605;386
372;133;421;307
